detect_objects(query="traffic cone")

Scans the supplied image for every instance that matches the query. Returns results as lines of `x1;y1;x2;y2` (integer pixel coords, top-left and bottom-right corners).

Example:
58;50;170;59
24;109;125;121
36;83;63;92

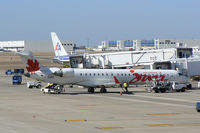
120;90;122;96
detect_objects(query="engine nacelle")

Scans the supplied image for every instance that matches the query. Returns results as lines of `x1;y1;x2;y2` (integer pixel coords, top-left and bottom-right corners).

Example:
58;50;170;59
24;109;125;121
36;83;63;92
61;68;74;77
53;68;74;77
24;72;30;77
53;69;63;77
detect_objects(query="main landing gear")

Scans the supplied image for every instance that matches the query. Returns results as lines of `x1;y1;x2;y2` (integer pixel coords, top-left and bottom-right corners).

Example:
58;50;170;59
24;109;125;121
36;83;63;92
100;86;107;93
87;86;107;93
88;87;95;93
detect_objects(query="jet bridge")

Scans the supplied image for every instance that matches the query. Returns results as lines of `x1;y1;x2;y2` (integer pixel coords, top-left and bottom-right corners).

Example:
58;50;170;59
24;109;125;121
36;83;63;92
153;56;200;77
68;48;193;70
84;48;192;69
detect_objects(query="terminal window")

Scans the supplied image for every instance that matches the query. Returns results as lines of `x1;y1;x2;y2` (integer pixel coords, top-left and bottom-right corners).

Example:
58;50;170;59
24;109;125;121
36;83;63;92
108;41;117;47
124;40;134;47
141;40;154;47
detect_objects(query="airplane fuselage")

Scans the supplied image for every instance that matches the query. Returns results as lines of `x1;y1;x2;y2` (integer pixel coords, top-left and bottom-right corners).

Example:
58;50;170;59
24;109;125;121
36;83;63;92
30;68;189;87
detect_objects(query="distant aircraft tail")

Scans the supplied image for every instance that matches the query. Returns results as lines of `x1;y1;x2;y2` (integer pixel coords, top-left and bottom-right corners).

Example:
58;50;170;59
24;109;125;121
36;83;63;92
16;51;44;73
51;32;68;57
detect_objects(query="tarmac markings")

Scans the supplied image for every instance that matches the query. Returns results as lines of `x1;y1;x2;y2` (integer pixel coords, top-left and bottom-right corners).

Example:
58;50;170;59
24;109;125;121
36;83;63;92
87;95;194;108
65;120;87;122
79;104;95;106
147;124;173;127
132;94;196;103
96;127;122;130
148;113;178;116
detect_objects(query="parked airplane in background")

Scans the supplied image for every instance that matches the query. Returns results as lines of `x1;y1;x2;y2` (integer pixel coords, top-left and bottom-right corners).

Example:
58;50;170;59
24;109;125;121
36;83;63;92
17;51;190;93
51;32;84;68
51;32;71;65
0;47;11;52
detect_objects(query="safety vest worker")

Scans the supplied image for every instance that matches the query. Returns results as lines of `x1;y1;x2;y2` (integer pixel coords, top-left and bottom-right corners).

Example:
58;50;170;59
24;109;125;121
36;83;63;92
123;82;128;87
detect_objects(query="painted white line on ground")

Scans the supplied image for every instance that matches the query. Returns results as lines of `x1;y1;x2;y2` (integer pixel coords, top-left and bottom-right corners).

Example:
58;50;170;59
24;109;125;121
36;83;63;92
87;95;194;108
125;94;197;103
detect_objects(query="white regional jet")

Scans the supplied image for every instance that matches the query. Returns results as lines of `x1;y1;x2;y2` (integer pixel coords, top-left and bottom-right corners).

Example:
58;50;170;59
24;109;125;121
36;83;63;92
17;51;190;93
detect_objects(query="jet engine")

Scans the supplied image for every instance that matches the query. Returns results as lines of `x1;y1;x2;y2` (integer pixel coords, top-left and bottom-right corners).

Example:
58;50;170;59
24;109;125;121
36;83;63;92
53;68;74;77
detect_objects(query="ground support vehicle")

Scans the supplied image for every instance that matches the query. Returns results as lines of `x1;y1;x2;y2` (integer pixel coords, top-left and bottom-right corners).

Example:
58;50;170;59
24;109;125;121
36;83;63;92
5;69;14;75
41;83;63;94
151;81;188;93
14;69;24;74
196;102;200;112
12;75;22;85
27;81;41;88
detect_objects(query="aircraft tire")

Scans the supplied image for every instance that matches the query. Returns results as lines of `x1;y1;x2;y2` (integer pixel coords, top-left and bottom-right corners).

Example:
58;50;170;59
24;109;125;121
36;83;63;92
154;88;160;93
88;87;95;93
181;87;186;92
160;88;166;93
100;87;107;93
36;85;41;88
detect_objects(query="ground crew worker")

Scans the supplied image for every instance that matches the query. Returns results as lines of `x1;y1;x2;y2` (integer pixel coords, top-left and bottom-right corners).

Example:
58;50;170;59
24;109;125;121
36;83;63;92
123;82;128;92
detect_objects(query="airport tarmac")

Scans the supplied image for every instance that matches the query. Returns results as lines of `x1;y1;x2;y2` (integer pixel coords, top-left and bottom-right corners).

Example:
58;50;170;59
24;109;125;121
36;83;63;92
0;75;200;133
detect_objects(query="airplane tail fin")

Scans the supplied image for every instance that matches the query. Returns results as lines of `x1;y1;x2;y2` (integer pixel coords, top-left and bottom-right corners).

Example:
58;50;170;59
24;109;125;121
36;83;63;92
16;51;44;72
51;32;68;57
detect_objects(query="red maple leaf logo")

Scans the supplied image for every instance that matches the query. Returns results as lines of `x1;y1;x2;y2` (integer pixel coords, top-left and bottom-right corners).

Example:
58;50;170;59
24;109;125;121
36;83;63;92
26;59;40;72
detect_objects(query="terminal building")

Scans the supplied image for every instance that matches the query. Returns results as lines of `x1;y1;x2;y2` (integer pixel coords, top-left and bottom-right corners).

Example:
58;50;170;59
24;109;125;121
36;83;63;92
24;40;76;52
1;39;200;53
0;41;25;52
100;39;200;51
0;40;77;52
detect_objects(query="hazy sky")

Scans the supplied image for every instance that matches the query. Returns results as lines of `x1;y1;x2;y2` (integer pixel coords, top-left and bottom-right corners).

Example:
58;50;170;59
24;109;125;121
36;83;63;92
0;0;200;46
